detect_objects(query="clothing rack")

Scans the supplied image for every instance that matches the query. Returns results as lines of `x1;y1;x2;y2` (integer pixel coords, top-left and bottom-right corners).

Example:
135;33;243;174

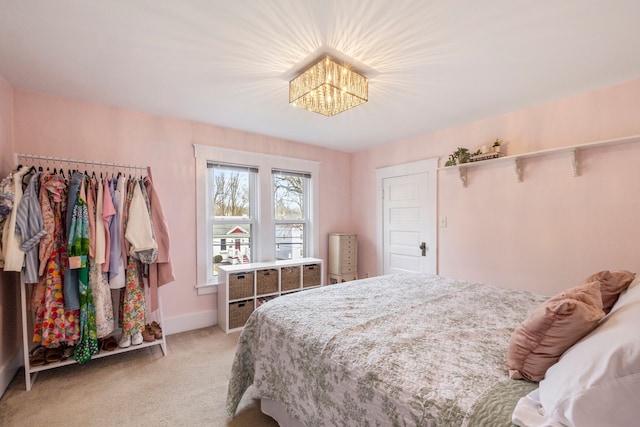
12;155;167;391
14;153;147;176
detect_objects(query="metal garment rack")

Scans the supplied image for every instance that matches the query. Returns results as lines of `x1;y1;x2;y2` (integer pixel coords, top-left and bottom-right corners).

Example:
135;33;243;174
14;154;166;391
15;153;147;176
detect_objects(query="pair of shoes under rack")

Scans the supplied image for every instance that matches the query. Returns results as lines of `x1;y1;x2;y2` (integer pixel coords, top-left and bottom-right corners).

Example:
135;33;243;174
143;321;162;341
118;332;143;348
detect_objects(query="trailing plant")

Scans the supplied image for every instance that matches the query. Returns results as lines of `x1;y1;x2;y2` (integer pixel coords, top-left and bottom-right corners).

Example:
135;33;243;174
444;147;472;166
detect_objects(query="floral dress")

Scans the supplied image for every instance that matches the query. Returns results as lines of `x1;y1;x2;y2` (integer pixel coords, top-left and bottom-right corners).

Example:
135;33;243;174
68;178;99;363
119;178;146;336
32;173;79;347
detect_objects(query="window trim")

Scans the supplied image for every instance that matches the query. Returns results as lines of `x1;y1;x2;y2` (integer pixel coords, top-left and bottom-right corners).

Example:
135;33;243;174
194;144;320;291
272;168;311;260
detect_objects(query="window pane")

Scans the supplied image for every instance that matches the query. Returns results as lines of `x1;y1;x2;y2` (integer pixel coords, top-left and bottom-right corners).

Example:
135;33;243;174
212;223;252;276
211;167;251;218
275;224;304;260
273;172;305;220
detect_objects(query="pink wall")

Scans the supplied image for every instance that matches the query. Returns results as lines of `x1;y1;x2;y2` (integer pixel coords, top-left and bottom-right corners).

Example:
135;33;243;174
352;78;640;296
0;74;20;391
6;75;640;337
11;89;353;323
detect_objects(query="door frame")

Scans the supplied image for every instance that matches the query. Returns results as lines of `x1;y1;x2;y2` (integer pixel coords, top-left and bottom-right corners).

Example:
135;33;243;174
375;158;438;276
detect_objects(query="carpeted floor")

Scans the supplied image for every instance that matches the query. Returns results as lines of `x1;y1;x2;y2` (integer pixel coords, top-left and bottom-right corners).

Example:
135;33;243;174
0;327;279;427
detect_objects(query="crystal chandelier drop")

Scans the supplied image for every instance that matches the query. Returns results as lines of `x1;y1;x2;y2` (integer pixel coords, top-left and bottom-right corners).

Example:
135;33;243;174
289;56;368;117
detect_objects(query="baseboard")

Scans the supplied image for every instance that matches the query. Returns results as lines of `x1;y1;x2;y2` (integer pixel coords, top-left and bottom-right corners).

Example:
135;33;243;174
163;308;217;336
0;347;22;398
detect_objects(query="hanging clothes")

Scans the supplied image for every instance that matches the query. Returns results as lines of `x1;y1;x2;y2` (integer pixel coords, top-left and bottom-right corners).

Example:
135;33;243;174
86;177;97;259
8;158;171;356
15;171;47;283
84;176;114;339
62;171;84;310
32;172;79;347
0;171;16;267
68;177;99;363
124;179;157;263
144;168;175;312
3;166;30;271
119;179;146;343
94;178;106;265
107;177;120;277
101;176;115;273
38;172;56;277
109;175;126;289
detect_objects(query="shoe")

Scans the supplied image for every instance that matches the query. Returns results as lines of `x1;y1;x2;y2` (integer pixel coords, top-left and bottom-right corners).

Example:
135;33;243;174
29;345;47;367
131;332;143;346
45;347;64;364
150;321;163;339
118;334;131;348
101;336;118;351
61;346;74;361
142;325;155;342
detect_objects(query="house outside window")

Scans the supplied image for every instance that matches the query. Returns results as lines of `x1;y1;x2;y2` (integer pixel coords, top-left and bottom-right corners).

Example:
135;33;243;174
210;163;256;279
273;169;310;260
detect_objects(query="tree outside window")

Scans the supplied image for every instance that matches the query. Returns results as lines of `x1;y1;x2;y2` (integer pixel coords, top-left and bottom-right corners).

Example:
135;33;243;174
273;170;309;260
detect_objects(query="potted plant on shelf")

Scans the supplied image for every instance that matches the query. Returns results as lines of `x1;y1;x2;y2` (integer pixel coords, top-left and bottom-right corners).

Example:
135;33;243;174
444;147;472;166
493;138;503;153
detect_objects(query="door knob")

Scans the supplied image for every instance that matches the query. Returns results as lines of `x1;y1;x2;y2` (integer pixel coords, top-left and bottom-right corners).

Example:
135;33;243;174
419;242;426;256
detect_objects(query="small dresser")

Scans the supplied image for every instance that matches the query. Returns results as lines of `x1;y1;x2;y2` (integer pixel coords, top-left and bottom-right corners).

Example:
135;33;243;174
328;233;357;283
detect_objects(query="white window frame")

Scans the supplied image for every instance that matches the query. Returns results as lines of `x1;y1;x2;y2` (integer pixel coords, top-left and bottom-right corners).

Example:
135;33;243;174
272;169;311;260
194;144;320;293
210;163;257;276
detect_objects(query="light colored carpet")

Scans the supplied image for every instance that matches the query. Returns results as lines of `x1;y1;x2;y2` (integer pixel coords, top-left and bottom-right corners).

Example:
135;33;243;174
0;327;279;427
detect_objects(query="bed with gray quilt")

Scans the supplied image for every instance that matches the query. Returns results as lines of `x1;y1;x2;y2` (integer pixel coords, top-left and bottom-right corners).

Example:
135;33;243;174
227;273;546;426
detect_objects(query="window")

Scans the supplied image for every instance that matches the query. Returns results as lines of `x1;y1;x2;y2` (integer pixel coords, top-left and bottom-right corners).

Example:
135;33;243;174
195;145;319;290
273;169;310;260
210;163;257;279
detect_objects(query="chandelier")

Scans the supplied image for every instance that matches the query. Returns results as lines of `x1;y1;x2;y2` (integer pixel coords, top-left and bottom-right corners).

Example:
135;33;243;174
289;56;368;117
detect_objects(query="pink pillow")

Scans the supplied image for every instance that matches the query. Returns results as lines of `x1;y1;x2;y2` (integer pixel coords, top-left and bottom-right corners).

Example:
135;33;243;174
507;281;605;382
581;270;636;313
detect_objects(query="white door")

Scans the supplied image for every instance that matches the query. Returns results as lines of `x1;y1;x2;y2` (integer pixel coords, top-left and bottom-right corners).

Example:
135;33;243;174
380;159;437;274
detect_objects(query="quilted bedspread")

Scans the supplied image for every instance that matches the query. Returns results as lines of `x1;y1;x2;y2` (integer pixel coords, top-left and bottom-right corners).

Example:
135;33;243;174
227;273;546;426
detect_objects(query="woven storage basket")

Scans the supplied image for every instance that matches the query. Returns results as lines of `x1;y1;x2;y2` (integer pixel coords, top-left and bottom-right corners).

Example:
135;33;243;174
256;269;279;295
228;300;254;329
281;266;301;291
303;264;321;288
229;272;254;300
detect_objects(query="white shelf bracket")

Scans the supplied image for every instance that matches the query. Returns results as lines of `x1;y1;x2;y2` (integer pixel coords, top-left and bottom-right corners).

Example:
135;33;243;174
514;158;523;182
571;148;579;177
458;166;468;187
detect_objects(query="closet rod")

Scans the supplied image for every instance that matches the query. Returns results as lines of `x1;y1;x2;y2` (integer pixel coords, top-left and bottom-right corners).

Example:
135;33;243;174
15;153;147;172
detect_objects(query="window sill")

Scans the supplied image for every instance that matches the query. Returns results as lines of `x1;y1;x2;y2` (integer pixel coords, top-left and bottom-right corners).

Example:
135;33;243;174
196;283;218;296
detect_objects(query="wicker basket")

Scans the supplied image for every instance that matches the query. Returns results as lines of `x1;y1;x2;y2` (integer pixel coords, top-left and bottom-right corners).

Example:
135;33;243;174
228;300;254;329
303;264;321;288
256;269;279;295
281;266;301;292
229;272;254;300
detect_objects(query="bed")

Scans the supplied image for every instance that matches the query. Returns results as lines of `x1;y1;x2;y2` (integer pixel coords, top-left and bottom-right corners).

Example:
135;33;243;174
226;273;546;426
227;271;640;426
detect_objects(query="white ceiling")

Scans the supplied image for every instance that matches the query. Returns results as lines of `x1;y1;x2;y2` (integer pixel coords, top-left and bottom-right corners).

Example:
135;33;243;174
1;1;640;153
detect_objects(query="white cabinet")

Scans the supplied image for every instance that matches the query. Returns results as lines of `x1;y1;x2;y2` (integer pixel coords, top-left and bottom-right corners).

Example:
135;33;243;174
217;257;324;333
328;233;357;284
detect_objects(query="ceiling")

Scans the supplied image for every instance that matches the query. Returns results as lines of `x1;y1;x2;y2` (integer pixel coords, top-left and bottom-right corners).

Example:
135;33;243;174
1;1;640;153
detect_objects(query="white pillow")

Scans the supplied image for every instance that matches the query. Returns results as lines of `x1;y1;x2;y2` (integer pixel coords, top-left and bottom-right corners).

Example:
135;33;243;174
537;276;640;427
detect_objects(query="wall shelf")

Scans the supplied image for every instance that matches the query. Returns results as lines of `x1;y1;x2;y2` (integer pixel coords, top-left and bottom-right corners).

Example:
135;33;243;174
437;134;640;187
